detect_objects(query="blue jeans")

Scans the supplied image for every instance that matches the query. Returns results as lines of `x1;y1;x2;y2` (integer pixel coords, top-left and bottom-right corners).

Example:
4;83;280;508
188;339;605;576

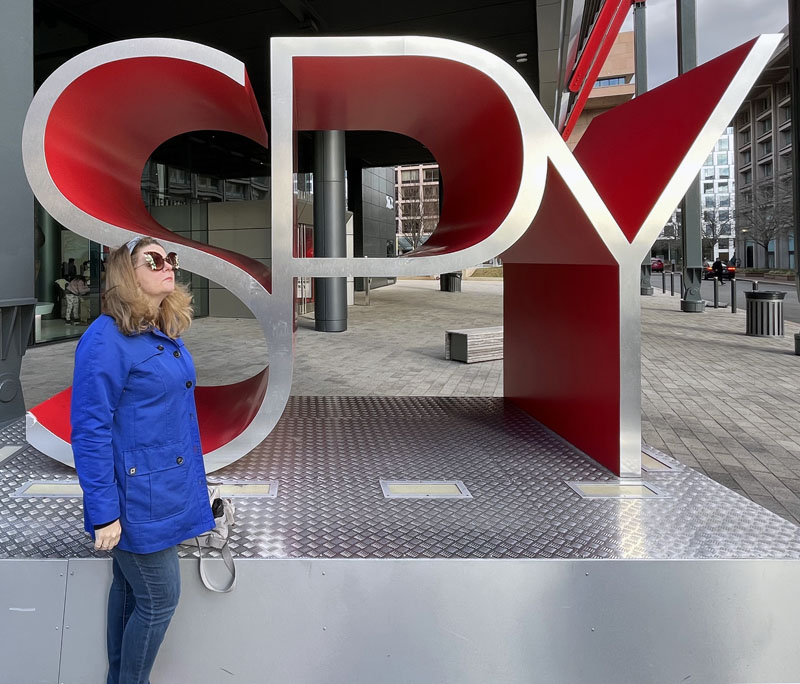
107;546;181;684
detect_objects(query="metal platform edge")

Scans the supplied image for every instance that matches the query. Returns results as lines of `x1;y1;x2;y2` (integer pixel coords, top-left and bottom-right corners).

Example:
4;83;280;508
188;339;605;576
3;556;799;684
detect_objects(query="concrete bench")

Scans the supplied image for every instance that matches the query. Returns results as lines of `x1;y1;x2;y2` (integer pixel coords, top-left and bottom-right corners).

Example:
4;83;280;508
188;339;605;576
445;326;503;363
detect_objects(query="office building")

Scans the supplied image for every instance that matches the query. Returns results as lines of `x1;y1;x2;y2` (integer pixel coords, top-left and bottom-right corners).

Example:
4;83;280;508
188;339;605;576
733;29;793;270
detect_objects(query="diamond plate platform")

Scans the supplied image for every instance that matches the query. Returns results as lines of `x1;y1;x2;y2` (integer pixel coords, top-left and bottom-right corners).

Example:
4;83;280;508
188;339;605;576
2;397;800;560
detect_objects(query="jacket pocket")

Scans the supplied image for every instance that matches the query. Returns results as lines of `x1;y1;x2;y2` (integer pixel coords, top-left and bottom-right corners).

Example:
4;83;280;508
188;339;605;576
122;443;190;523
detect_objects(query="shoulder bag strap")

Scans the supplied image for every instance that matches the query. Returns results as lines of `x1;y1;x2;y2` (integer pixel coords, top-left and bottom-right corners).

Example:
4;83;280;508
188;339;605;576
194;537;237;593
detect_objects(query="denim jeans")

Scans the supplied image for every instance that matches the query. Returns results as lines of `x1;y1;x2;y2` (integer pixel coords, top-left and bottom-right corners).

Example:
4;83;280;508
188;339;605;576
107;546;181;684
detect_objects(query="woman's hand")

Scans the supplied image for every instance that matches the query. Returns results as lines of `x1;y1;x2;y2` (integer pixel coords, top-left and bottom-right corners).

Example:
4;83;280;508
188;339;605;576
95;520;122;551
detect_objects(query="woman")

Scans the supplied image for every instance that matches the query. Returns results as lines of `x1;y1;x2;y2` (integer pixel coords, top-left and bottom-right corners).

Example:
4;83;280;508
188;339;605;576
71;236;214;684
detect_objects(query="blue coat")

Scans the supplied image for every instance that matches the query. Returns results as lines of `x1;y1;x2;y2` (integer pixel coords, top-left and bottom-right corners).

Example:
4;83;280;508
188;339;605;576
70;314;214;554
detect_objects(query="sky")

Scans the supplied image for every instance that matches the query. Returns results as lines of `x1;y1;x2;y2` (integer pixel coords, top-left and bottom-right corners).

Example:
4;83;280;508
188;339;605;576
620;0;788;88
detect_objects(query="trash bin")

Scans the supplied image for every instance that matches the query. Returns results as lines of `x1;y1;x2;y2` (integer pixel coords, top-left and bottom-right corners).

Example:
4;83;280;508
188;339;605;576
744;291;785;336
440;271;462;292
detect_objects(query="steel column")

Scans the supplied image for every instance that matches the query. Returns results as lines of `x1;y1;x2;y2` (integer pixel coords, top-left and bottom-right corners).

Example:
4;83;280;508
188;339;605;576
0;2;35;427
634;1;653;296
313;131;347;332
676;0;705;313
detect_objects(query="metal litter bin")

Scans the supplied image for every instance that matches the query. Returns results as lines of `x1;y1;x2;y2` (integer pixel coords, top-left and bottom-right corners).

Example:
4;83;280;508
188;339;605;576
744;291;785;336
440;271;462;292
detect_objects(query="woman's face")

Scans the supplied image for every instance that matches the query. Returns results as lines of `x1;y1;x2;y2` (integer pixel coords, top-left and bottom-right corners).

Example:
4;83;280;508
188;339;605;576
133;244;175;305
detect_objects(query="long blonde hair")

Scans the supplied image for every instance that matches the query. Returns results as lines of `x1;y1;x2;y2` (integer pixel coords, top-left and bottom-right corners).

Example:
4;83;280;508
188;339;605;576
103;237;193;338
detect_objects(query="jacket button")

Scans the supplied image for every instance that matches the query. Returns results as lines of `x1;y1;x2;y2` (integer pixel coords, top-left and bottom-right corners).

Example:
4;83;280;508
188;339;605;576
185;380;193;388
157;344;164;351
176;457;184;465
129;467;136;475
173;350;181;358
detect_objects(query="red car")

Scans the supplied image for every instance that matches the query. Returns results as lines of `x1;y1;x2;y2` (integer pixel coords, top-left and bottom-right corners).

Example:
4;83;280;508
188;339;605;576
650;258;664;272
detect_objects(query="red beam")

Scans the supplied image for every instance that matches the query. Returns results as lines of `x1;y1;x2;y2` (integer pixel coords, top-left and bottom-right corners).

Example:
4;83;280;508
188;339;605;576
562;0;631;141
568;0;629;93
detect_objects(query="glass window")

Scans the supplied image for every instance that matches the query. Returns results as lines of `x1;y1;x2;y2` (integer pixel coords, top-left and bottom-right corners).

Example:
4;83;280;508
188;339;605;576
760;161;773;179
790;235;795;270
740;150;751;165
702;167;715;179
719;195;730;207
224;181;246;201
703;181;714;194
704;195;715;208
716;152;728;165
401;169;419;183
704;154;714;166
718;137;730;151
423;167;439;182
717;181;728;193
741;169;752;185
717;167;730;179
401;186;420;200
768;239;776;268
595;76;626;87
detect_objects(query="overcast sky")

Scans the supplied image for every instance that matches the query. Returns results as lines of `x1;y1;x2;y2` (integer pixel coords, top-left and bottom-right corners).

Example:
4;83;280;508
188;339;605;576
620;0;788;88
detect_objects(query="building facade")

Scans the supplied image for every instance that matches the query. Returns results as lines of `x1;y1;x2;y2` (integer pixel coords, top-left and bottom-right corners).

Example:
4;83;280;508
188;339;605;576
701;127;737;263
565;31;635;149
733;30;794;270
394;164;440;254
653;128;738;266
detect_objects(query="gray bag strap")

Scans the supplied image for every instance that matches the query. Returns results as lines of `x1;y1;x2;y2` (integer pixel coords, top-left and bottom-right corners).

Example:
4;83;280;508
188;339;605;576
193;536;237;593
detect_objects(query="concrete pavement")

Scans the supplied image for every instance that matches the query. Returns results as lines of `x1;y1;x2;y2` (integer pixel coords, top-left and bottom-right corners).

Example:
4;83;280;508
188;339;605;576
19;278;800;525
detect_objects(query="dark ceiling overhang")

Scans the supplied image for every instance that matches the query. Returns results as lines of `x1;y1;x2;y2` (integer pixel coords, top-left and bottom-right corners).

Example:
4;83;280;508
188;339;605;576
35;0;540;175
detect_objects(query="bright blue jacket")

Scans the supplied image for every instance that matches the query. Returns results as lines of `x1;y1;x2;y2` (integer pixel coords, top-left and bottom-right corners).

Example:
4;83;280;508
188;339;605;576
70;314;214;554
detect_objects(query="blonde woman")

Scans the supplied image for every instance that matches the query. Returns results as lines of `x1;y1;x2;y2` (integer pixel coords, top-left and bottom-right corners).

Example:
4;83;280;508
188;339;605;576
70;236;213;684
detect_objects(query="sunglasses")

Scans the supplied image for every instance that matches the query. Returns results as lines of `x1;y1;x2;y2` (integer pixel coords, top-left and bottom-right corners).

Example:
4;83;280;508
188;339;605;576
136;251;180;272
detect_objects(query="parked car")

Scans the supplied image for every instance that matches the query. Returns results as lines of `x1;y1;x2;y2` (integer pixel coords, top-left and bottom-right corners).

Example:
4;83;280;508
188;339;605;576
703;261;735;280
650;258;664;272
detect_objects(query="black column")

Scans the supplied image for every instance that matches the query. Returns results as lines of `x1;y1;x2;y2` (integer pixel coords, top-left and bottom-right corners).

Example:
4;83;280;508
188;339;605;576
313;131;347;332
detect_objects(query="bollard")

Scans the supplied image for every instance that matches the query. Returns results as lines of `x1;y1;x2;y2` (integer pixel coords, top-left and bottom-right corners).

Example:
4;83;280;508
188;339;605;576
661;271;666;293
731;279;737;313
713;278;720;308
670;271;675;296
365;277;371;306
752;280;759;291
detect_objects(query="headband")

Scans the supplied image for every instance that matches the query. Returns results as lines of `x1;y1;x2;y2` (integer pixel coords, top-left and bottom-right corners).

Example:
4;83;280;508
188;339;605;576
126;237;143;253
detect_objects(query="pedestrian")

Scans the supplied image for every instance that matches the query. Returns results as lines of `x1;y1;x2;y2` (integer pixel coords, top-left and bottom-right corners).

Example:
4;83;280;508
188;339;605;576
712;258;725;281
64;274;89;324
70;236;214;684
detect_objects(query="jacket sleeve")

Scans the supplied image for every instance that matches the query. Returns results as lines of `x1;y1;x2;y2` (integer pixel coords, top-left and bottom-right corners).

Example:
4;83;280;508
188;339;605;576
70;323;129;527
